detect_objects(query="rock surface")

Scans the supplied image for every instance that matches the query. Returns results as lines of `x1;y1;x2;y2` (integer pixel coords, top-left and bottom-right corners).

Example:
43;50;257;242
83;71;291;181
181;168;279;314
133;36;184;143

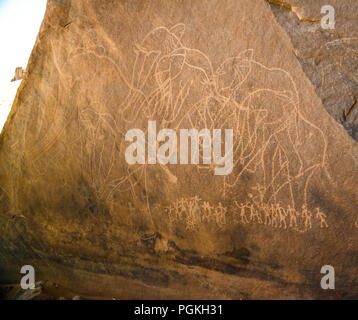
269;0;358;140
11;67;26;82
1;0;358;299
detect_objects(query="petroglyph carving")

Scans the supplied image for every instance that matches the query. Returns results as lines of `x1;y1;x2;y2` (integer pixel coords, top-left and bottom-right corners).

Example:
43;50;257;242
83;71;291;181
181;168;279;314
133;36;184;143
165;197;328;232
38;24;329;228
166;197;229;230
233;201;328;232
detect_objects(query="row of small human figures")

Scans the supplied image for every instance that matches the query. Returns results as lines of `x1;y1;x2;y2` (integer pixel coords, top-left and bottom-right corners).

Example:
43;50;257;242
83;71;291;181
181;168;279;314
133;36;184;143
164;197;329;231
233;202;329;230
165;197;228;229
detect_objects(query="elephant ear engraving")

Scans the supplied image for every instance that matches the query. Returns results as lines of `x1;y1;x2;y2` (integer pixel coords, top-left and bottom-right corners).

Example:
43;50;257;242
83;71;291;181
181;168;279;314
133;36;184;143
239;48;254;61
216;49;254;96
170;23;185;41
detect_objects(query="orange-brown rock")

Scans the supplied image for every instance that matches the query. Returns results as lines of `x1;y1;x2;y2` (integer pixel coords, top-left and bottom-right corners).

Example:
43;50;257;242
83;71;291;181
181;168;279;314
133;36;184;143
1;0;358;299
11;67;25;82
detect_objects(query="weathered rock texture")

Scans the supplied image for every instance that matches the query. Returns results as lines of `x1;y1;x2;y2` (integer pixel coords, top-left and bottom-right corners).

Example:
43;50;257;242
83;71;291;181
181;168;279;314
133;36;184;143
1;0;358;299
269;0;358;140
11;67;26;82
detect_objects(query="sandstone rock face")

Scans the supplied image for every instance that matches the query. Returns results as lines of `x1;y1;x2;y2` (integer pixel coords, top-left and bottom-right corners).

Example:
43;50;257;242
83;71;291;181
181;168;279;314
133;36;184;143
269;0;358;140
1;0;358;299
11;67;26;82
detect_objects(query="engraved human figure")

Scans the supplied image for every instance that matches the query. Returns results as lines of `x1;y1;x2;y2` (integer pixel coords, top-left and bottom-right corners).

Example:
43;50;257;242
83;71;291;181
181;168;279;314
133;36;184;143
187;198;200;226
249;204;262;224
248;203;254;223
316;208;329;228
277;203;287;230
302;205;312;230
172;199;185;221
287;205;297;229
262;204;271;226
237;202;249;224
271;204;278;228
201;201;213;223
215;202;227;225
193;197;202;224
